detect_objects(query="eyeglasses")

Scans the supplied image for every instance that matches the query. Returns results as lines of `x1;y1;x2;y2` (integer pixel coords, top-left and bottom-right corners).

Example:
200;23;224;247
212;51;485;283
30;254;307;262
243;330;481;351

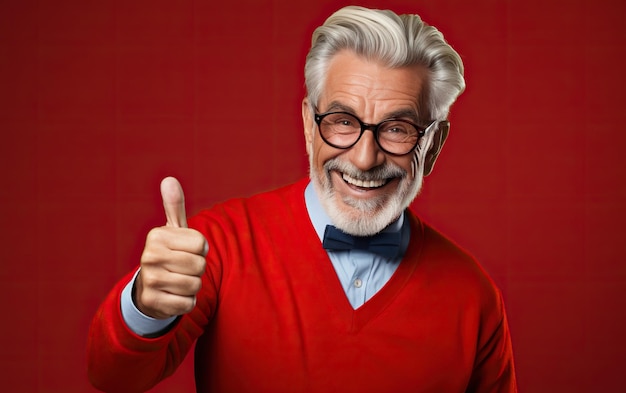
314;111;438;156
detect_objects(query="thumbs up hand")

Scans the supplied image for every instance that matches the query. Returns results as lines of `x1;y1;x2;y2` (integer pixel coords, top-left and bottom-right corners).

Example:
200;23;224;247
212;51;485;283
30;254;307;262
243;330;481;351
134;177;208;319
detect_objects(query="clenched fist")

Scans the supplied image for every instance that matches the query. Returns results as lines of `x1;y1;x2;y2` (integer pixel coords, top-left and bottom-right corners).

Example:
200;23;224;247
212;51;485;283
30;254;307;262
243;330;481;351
134;177;208;319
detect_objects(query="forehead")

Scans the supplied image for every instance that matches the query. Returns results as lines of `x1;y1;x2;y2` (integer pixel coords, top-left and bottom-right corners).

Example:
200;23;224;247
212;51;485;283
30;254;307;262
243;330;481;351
320;50;426;119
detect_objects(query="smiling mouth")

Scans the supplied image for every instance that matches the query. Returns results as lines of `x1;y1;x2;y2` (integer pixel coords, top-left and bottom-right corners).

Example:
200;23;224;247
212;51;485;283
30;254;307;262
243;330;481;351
341;172;390;189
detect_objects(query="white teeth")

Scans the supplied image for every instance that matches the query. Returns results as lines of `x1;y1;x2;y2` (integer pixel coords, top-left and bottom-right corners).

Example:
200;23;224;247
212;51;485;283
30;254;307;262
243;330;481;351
342;173;386;188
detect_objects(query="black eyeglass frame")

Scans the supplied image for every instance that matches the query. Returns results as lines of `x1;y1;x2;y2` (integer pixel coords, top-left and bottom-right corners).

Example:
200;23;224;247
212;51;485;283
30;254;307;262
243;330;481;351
313;111;443;156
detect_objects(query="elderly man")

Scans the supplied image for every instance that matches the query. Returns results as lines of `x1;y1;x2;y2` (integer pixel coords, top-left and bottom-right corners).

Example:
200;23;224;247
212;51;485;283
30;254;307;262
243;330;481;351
88;6;517;392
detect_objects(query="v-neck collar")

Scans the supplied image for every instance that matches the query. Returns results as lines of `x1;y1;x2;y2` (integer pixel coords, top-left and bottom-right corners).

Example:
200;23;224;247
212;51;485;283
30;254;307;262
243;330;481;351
294;179;425;332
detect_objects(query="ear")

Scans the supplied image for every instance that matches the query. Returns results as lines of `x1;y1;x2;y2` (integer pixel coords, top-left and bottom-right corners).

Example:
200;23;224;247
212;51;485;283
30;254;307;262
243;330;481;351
302;98;314;155
423;121;450;176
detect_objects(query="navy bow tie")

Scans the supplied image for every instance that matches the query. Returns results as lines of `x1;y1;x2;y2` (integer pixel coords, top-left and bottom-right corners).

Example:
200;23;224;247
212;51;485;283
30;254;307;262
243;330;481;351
322;225;402;259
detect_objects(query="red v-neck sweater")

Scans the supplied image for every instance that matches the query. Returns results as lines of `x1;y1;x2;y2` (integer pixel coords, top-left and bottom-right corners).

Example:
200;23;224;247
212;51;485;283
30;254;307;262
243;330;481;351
88;178;517;392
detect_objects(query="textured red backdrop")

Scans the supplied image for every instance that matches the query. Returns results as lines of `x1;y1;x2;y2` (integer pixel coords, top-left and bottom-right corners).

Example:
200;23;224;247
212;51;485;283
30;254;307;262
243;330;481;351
1;0;624;392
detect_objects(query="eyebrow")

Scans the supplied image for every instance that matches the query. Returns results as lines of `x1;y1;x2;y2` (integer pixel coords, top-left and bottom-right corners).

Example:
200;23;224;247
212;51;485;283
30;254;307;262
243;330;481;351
322;101;421;124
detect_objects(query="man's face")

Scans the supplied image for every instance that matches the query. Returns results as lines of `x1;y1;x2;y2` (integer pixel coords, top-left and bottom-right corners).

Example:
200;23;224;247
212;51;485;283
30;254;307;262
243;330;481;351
302;50;446;236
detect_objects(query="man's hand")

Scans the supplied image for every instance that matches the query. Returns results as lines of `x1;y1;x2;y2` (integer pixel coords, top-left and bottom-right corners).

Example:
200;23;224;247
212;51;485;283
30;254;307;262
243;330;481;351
134;177;208;319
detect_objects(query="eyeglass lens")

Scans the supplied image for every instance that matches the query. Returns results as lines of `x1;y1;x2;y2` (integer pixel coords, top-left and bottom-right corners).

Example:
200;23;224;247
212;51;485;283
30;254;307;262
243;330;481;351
318;112;421;155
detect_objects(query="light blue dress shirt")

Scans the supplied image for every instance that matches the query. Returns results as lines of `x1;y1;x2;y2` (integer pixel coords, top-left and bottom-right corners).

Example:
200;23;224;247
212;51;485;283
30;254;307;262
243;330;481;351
304;182;410;308
121;182;410;336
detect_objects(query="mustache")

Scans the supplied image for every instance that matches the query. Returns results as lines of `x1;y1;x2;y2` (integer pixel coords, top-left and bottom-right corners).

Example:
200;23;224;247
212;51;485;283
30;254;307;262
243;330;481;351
323;158;406;181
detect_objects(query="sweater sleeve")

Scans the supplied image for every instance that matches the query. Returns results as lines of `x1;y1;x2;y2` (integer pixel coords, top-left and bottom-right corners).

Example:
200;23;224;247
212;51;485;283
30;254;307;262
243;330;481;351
466;291;518;393
86;213;222;393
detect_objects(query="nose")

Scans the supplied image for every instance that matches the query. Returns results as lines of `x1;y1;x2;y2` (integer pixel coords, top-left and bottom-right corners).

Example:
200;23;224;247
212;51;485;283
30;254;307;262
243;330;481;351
348;129;386;171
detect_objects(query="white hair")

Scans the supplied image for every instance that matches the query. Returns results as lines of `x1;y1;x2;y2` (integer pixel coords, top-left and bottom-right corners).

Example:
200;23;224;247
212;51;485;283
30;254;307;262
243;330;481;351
304;6;465;121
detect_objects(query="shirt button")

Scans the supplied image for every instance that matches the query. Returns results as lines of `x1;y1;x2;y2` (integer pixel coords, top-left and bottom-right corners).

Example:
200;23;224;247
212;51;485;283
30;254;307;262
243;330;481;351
354;278;363;288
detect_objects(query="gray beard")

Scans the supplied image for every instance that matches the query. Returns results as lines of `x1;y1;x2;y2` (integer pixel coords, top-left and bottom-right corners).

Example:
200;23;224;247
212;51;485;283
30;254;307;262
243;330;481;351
309;156;423;236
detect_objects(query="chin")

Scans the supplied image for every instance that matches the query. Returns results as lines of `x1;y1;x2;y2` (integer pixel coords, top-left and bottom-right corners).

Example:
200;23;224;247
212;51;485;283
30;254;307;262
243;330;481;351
310;163;424;237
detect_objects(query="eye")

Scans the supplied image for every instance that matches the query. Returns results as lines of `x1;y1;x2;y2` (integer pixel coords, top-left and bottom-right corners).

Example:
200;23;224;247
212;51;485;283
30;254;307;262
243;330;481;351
379;121;419;143
386;125;408;134
381;122;411;135
324;113;359;130
334;117;355;127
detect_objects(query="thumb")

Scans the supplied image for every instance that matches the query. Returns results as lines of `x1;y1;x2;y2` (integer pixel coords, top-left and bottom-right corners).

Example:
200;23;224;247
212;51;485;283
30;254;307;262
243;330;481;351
160;176;188;228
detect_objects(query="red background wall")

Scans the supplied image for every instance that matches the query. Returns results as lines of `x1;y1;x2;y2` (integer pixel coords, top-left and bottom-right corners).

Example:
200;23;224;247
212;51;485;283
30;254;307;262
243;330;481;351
1;0;624;392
